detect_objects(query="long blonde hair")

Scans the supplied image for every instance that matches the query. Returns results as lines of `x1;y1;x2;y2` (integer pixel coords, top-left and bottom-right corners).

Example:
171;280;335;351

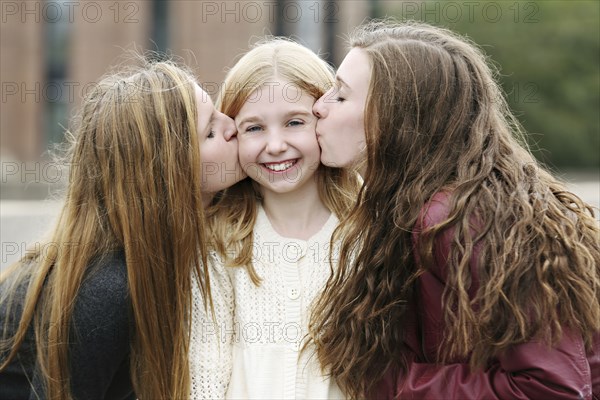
1;58;210;399
210;38;360;283
309;20;600;398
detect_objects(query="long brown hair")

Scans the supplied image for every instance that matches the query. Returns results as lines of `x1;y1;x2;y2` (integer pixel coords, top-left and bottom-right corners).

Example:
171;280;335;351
309;20;600;398
210;38;360;283
0;58;210;399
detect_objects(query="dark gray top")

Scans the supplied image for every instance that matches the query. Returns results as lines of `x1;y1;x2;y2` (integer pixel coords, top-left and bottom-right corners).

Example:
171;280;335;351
0;251;135;400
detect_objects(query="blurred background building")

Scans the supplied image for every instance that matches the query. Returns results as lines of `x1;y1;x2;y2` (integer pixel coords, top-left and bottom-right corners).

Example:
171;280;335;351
1;0;372;165
1;0;599;268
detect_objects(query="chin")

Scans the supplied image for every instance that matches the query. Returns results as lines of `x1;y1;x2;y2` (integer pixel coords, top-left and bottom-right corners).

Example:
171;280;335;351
320;155;334;167
320;157;342;169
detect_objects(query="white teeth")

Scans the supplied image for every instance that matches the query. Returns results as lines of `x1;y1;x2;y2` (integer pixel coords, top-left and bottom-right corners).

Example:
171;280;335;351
264;160;296;171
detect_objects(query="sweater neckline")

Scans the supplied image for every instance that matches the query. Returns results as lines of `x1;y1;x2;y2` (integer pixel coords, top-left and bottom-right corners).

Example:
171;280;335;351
256;204;338;246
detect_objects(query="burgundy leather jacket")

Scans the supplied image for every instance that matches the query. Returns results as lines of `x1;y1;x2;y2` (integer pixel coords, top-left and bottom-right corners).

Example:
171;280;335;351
375;193;600;399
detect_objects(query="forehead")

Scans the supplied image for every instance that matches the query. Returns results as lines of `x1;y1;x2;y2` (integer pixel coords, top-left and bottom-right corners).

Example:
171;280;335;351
195;84;214;108
239;79;315;113
195;84;214;127
337;48;372;90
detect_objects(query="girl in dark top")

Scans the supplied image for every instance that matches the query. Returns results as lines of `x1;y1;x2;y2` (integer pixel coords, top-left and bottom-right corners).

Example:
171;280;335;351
310;20;600;399
0;56;245;399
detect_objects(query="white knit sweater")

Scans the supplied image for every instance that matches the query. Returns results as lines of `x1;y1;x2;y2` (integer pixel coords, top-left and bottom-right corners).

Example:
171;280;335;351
190;205;345;399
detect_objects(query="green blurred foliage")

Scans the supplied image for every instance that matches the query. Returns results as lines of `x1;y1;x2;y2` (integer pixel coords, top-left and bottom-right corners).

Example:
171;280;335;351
376;0;600;170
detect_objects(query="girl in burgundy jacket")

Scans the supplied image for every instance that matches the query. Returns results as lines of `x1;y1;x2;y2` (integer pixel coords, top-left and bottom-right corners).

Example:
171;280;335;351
310;20;600;399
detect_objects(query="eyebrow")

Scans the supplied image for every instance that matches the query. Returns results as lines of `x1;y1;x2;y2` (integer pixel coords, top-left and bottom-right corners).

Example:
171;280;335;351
236;115;261;127
282;109;312;119
198;108;215;133
236;110;312;127
336;76;350;90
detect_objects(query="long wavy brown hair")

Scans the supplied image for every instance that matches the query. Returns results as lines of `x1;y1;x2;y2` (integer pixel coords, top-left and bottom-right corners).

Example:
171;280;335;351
309;20;600;398
210;38;361;283
0;58;210;399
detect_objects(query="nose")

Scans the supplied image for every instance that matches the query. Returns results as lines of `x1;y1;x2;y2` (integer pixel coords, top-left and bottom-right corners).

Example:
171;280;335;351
222;114;237;141
265;130;288;154
313;93;327;118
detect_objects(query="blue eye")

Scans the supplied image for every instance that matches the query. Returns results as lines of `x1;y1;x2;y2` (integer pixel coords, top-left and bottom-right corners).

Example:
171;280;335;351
245;125;262;133
287;120;304;127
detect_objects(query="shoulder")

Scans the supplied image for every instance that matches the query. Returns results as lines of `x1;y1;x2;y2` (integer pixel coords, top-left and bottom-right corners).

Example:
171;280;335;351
412;192;455;275
206;251;234;293
253;204;271;237
68;252;133;398
415;191;452;232
79;251;128;304
72;251;130;336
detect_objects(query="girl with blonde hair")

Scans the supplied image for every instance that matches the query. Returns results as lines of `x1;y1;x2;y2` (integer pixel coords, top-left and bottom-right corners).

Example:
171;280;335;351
0;57;245;399
191;38;359;399
311;20;600;399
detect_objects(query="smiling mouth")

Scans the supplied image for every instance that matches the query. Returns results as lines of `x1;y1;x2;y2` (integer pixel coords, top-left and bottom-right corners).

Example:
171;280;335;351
262;159;298;172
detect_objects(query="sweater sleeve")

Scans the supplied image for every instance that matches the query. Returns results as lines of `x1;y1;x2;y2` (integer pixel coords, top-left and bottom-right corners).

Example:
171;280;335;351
395;193;596;400
189;253;235;399
66;253;133;400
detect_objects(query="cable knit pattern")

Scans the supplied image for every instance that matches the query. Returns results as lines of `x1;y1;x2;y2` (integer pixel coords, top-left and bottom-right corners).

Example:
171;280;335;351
189;205;345;399
190;251;235;399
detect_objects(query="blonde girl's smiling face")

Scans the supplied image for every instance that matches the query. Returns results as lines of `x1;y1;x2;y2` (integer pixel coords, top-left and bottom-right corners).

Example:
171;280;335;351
195;85;246;194
235;79;321;195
